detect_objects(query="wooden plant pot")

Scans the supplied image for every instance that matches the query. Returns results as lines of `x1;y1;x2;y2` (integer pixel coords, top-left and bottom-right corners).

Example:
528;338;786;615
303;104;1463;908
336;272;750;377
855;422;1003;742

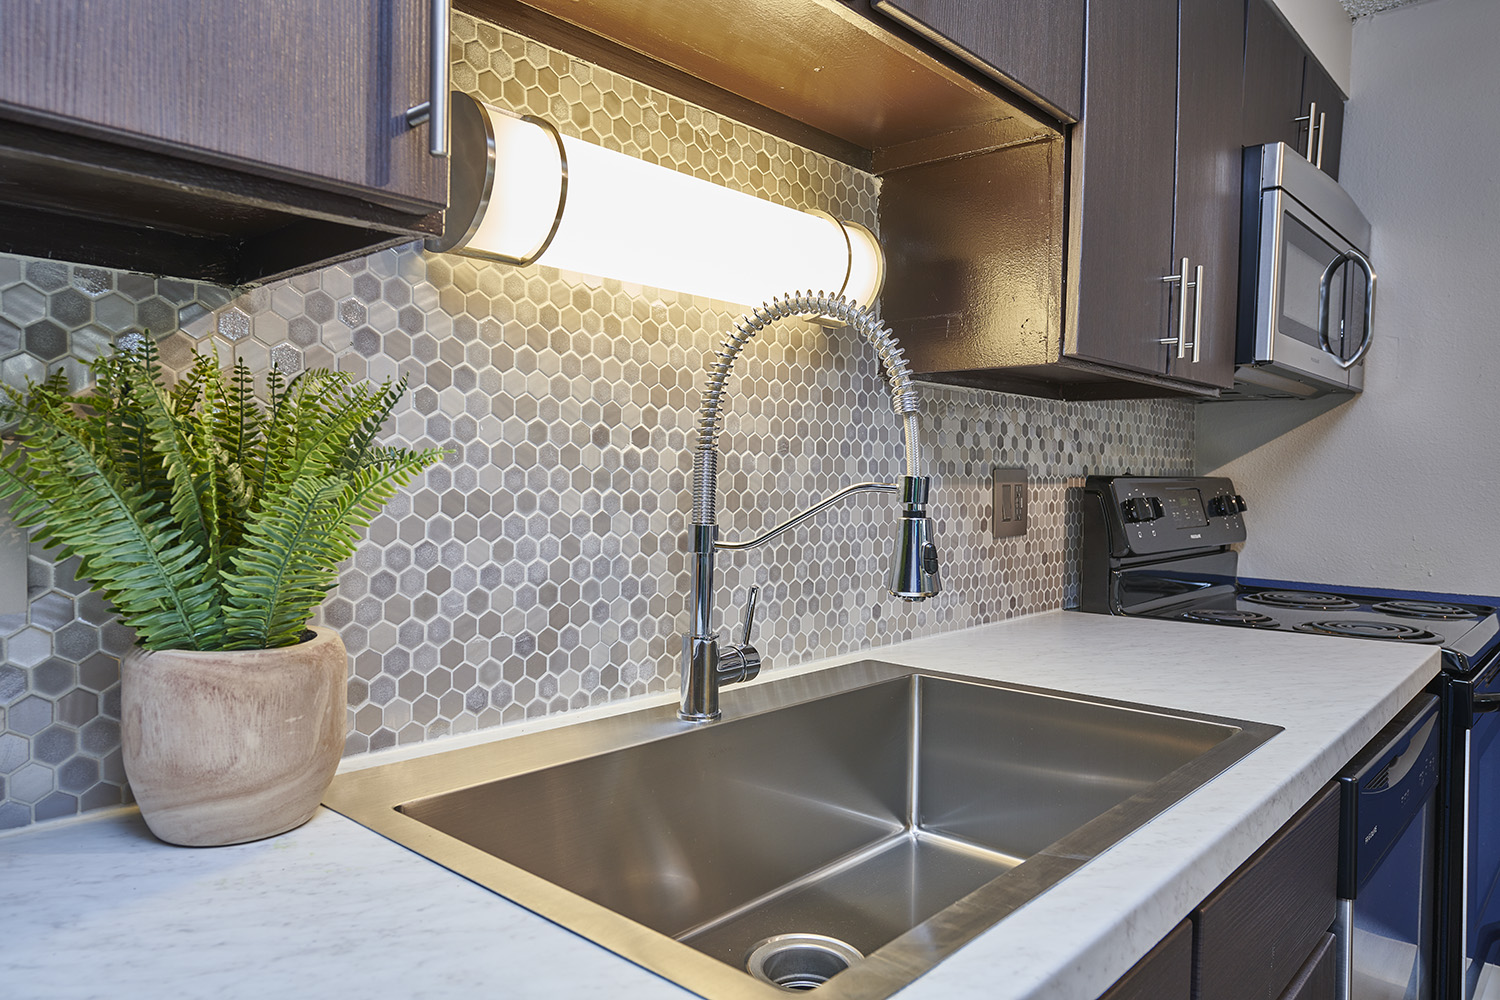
120;626;348;847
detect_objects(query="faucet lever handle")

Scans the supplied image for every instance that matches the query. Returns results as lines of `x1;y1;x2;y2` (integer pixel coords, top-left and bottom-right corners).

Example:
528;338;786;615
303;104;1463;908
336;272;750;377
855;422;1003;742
740;586;760;645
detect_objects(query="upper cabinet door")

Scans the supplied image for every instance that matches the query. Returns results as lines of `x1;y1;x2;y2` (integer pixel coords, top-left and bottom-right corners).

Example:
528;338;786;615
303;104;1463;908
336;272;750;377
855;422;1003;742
1065;0;1179;378
1301;57;1345;179
1241;0;1343;178
1241;0;1307;151
873;0;1085;121
0;0;446;213
1168;0;1247;390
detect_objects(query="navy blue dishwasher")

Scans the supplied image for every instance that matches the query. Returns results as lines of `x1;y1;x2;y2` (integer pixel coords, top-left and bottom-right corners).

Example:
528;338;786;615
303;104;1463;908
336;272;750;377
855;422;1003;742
1337;693;1442;1000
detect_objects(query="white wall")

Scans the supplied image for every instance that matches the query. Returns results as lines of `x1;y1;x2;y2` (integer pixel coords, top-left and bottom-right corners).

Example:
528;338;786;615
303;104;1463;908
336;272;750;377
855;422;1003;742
1197;0;1500;596
1270;0;1353;95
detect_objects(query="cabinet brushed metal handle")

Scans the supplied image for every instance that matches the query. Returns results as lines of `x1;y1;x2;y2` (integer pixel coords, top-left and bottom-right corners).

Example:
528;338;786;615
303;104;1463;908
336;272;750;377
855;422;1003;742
1159;258;1192;359
404;0;452;157
1314;111;1327;169
1295;101;1319;163
1317;248;1377;370
1190;264;1204;363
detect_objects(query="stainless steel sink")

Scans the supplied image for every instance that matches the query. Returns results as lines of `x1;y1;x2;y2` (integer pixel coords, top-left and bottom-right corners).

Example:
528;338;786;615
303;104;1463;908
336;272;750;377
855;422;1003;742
324;660;1279;998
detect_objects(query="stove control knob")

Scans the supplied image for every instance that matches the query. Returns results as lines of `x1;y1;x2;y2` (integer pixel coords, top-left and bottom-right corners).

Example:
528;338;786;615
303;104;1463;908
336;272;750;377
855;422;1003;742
1121;497;1164;523
1208;495;1234;517
1233;494;1248;512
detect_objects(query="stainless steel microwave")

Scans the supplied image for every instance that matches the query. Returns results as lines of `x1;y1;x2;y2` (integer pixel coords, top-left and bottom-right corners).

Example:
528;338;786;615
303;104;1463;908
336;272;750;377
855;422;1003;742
1231;142;1376;399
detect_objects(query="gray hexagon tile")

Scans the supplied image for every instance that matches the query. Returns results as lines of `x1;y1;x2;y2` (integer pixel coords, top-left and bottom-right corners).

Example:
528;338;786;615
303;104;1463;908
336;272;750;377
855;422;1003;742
0;11;1194;831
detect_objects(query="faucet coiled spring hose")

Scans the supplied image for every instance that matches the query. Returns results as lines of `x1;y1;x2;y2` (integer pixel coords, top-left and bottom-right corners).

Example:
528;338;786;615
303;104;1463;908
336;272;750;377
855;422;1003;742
692;292;923;527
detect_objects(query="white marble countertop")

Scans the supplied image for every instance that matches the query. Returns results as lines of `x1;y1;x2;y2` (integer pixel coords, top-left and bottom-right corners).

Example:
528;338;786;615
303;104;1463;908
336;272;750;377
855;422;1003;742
0;610;1441;1000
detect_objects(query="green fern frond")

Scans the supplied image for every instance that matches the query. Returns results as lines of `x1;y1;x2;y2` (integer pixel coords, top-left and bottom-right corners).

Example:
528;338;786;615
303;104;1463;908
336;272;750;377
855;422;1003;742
0;341;443;651
220;475;346;650
217;358;264;473
343;377;406;472
170;352;215;419
0;409;219;650
134;358;220;579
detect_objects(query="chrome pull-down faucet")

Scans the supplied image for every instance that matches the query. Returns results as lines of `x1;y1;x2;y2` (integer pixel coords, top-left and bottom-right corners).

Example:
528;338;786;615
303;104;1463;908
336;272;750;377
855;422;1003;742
679;292;941;722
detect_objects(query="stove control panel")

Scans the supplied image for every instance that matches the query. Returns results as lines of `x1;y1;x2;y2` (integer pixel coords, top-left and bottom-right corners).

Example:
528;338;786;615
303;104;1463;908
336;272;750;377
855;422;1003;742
1121;496;1164;523
1082;475;1247;557
1207;494;1249;518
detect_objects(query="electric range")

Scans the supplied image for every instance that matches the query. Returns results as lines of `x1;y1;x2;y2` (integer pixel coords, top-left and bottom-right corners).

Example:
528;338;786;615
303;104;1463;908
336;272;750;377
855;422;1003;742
1076;475;1500;1000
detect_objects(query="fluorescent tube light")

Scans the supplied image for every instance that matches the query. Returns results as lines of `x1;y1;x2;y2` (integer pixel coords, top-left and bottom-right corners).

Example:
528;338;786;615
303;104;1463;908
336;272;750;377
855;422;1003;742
430;92;884;310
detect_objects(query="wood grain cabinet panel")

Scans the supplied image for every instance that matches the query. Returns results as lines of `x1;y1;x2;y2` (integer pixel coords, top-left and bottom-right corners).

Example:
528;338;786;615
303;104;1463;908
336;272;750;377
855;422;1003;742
0;0;445;210
1098;919;1193;1000
1241;0;1345;178
1065;0;1179;380
1242;0;1307;151
872;0;1084;121
1193;784;1339;1000
1167;0;1247;390
1280;932;1337;1000
1300;57;1345;181
0;0;446;284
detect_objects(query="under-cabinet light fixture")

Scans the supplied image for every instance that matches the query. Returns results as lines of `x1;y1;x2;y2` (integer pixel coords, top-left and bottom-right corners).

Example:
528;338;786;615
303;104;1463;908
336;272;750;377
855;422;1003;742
428;92;885;310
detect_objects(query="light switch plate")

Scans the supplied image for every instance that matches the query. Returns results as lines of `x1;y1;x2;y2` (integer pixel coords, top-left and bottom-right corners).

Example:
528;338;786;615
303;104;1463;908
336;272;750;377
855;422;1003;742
991;468;1028;538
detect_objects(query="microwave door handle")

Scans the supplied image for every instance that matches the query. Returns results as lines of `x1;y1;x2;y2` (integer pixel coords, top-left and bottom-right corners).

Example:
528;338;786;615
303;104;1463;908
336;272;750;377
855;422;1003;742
1318;249;1377;370
1343;249;1376;368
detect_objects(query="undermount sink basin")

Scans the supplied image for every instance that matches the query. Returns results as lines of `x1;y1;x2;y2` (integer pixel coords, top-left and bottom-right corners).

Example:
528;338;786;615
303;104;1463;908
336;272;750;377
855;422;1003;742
324;661;1279;998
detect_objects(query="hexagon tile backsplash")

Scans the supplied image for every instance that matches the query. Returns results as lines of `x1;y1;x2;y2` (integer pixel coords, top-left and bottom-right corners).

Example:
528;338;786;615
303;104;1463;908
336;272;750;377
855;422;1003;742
0;12;1195;831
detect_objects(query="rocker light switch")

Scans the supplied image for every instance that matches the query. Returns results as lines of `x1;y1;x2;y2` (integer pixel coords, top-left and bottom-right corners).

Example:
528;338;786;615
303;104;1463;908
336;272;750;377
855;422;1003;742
991;468;1028;539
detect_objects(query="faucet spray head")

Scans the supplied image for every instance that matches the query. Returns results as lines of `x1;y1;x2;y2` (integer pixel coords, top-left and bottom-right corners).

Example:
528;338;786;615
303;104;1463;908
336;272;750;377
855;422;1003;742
887;476;941;601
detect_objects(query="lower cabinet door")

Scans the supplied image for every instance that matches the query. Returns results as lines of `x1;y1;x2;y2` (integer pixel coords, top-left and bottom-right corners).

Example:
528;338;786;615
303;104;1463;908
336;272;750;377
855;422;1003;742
1193;784;1339;1000
1098;919;1192;1000
1280;932;1337;1000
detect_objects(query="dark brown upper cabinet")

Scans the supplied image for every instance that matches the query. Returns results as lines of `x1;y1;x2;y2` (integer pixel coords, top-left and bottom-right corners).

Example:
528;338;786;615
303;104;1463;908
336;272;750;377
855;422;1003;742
1065;0;1181;389
1167;0;1247;389
1299;56;1345;181
1242;0;1345;179
1061;0;1247;396
871;0;1085;122
870;0;1247;400
0;0;448;286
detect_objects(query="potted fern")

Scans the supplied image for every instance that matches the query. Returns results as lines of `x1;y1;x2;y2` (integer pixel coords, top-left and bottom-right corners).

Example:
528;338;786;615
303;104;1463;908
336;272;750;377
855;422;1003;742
0;341;442;846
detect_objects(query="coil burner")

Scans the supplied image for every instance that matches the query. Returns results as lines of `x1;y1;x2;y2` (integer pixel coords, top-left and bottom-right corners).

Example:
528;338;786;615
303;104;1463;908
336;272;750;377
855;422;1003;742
1370;600;1483;621
1244;590;1360;611
1292;620;1444;644
1181;610;1279;628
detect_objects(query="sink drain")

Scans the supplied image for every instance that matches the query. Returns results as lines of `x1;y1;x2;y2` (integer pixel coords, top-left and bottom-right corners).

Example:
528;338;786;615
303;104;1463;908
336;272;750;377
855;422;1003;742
746;933;864;991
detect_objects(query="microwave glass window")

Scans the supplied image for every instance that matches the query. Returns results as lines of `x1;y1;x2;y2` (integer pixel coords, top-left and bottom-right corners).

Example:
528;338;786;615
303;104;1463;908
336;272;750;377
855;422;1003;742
1278;214;1347;349
1283;240;1325;331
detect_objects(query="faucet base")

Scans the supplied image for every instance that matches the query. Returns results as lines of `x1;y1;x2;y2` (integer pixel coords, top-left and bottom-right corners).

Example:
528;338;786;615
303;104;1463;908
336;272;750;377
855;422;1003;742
680;634;720;721
679;634;761;722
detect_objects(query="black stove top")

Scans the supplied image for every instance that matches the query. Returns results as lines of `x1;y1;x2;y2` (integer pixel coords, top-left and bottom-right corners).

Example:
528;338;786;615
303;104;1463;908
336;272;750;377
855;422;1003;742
1077;475;1500;676
1150;585;1495;650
